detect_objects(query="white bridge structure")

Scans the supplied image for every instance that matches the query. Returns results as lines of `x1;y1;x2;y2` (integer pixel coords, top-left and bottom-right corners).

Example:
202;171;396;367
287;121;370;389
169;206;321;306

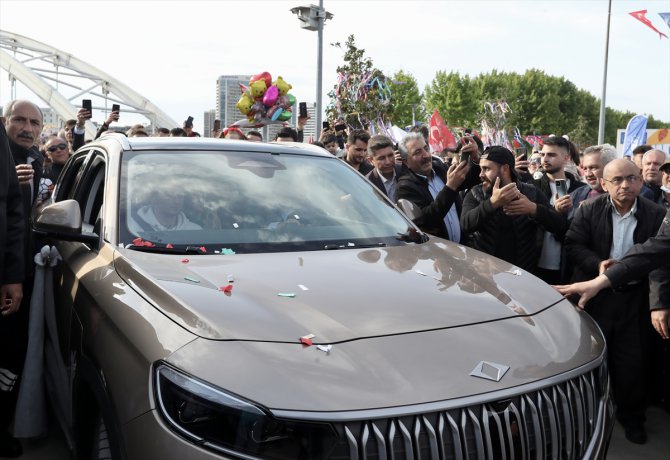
0;30;177;138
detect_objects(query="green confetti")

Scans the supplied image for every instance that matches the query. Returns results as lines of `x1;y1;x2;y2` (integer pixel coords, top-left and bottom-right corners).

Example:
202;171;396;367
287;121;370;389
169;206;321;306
184;276;200;283
277;293;296;298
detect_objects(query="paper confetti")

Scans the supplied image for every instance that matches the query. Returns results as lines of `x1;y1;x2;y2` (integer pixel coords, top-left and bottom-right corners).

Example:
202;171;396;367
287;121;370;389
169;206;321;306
277;293;296;298
227;274;235;283
184;276;200;283
219;285;233;293
415;270;427;276
300;334;315;346
298;284;309;291
166;243;174;249
181;258;189;264
316;345;332;353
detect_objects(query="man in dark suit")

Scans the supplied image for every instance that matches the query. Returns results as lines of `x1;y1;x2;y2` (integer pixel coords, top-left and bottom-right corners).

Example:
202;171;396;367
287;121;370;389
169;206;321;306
396;132;478;242
365;135;404;202
564;159;667;444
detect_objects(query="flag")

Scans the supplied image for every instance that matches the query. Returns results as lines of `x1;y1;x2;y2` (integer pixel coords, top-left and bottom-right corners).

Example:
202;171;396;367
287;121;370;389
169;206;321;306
629;10;668;39
622;115;648;157
659;12;670;30
429;110;456;153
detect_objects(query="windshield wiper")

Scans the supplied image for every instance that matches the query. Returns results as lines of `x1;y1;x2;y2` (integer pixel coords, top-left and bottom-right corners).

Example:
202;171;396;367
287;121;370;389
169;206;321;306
126;245;206;255
324;242;387;250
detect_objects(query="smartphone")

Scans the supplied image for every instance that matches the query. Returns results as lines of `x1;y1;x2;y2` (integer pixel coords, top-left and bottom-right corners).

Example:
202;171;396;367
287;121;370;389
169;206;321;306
213;119;221;131
111;103;120;113
82;99;92;119
555;179;568;198
299;102;307;118
335;123;346;132
516;150;527;161
460;150;469;163
322;121;330;130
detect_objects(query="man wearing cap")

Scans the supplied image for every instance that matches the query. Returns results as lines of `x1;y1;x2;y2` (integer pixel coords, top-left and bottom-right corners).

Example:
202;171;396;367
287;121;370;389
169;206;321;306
661;158;670;208
460;146;565;273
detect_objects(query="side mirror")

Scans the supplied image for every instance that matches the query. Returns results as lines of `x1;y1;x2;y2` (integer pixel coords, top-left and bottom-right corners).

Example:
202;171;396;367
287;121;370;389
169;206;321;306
397;198;421;220
33;199;100;247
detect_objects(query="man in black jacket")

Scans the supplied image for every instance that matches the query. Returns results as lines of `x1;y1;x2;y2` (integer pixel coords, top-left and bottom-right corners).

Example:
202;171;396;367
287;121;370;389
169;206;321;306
460;146;565;274
533;136;585;284
564;159;667;444
396;132;477;242
365;134;404;202
1;100;43;457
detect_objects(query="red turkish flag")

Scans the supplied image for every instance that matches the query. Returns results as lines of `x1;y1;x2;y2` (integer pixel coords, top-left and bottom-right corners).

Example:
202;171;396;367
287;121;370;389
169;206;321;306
429;110;456;153
629;10;668;39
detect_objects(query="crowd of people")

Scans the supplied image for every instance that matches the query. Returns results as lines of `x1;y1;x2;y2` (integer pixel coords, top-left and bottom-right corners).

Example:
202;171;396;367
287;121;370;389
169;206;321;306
1;97;670;456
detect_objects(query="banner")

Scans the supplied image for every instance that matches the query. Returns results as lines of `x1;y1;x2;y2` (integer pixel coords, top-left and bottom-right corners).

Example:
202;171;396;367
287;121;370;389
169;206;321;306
622;115;648;157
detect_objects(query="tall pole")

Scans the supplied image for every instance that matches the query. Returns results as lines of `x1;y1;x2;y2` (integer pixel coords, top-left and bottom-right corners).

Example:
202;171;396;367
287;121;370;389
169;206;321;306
598;0;612;144
316;0;324;139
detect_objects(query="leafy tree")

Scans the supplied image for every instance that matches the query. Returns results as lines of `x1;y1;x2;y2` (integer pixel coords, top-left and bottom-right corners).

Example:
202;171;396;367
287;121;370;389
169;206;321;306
388;69;426;127
424;71;478;128
327;35;391;129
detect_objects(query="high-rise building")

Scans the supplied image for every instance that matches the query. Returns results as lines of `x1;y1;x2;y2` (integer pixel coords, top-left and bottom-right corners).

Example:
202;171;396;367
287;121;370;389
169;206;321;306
203;109;217;138
216;75;251;128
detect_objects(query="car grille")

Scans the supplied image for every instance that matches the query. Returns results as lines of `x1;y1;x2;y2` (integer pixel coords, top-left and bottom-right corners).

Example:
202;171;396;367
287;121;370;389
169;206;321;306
327;365;607;460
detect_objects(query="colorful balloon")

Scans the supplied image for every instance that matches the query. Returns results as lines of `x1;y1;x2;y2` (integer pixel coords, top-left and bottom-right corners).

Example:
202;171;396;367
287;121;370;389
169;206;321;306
250;71;272;89
270;107;284;121
277;110;292;122
273;76;293;96
263;85;279;107
286;93;296;106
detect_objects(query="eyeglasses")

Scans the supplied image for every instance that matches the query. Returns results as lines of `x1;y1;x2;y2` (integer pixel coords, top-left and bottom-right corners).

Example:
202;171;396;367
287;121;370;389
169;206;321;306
602;175;640;186
47;143;68;153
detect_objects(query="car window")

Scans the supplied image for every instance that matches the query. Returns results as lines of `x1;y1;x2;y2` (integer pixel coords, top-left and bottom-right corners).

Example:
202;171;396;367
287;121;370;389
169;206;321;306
54;151;89;202
118;150;412;253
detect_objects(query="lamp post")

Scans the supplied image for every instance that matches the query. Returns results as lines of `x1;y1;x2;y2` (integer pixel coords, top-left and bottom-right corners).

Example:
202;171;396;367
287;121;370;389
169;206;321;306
598;0;612;144
290;2;333;139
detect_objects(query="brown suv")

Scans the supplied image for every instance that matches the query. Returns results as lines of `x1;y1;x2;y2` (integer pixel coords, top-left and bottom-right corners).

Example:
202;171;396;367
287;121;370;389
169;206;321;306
35;134;613;459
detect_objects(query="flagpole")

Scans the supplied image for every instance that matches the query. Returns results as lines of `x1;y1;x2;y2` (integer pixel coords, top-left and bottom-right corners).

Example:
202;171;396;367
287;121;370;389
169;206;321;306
598;0;612;145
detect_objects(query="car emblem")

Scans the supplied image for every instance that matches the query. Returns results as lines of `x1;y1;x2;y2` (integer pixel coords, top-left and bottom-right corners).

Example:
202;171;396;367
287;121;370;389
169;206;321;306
470;361;510;382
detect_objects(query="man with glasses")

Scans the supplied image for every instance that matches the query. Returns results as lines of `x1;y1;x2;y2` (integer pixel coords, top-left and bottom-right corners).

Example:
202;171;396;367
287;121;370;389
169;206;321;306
563;159;667;445
43;136;70;182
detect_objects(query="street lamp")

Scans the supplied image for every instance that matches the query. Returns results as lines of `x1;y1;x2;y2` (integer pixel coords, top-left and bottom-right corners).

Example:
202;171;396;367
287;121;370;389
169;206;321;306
290;2;333;139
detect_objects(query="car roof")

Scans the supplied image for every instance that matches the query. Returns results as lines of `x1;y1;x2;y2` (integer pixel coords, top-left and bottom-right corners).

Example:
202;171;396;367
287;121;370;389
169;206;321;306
93;133;333;158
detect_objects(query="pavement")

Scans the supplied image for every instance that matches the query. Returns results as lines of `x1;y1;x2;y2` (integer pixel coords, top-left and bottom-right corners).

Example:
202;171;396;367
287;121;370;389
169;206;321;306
13;404;670;459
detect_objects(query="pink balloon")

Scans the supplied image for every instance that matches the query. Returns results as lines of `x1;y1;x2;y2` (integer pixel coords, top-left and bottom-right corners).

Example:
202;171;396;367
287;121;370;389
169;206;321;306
263;85;279;107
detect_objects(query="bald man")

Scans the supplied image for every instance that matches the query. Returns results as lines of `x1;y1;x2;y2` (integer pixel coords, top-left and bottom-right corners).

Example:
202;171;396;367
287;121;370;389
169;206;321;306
641;149;670;204
562;159;667;444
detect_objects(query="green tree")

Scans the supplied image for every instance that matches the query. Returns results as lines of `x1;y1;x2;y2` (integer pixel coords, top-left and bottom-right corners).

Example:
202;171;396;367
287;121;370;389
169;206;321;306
327;35;391;129
424;71;478;128
388;69;426;127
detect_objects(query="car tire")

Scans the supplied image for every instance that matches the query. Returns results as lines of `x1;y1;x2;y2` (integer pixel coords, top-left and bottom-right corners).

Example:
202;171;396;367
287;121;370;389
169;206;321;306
91;414;112;460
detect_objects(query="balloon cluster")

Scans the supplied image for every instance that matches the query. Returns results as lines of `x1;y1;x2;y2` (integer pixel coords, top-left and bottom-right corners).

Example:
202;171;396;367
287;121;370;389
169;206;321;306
235;72;295;127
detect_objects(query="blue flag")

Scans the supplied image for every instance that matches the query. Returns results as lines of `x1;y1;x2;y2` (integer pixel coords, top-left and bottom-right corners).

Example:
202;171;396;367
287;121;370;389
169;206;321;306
659;12;670;30
622;115;648;157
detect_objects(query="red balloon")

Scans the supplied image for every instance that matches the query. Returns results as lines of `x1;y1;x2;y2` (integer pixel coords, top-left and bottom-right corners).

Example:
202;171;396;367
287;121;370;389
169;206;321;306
250;72;272;89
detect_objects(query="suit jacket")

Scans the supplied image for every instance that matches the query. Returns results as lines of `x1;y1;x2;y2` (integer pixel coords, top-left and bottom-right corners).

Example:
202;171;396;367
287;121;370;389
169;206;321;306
605;210;670;309
566;194;667;286
365;164;405;199
0;124;25;285
396;159;464;242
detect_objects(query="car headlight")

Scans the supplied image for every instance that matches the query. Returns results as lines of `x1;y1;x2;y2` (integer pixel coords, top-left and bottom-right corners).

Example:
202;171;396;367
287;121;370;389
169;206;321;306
155;363;338;459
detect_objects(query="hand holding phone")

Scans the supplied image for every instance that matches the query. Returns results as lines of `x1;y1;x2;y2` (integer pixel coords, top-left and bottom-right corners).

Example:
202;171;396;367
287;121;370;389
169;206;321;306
82;99;92;119
555;179;568;198
299;102;308;118
111;104;120;122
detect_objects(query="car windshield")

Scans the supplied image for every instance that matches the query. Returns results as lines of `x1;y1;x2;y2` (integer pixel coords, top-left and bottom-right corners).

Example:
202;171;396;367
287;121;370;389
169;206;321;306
119;149;415;253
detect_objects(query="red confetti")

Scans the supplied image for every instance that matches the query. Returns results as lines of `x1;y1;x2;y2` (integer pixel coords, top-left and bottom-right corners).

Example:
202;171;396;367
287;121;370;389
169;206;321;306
132;237;155;247
200;246;207;253
300;337;313;346
166;243;174;249
219;285;233;293
181;258;189;264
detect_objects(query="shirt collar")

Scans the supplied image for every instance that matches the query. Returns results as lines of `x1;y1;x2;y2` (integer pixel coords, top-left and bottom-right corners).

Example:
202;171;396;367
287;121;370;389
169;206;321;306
609;196;637;218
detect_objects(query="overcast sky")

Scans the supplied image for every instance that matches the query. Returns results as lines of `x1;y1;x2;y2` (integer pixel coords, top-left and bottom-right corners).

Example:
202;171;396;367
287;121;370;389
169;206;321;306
1;0;669;133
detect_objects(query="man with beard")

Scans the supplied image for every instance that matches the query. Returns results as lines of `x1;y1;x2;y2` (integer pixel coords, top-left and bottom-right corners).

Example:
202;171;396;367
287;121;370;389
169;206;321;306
0;100;43;457
460;146;565;273
564;159;667;444
343;129;373;175
365;134;404;202
533;136;585;284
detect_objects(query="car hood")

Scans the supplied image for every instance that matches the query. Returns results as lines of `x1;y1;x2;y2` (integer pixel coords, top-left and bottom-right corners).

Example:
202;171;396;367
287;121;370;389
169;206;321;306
166;301;605;412
114;240;566;342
